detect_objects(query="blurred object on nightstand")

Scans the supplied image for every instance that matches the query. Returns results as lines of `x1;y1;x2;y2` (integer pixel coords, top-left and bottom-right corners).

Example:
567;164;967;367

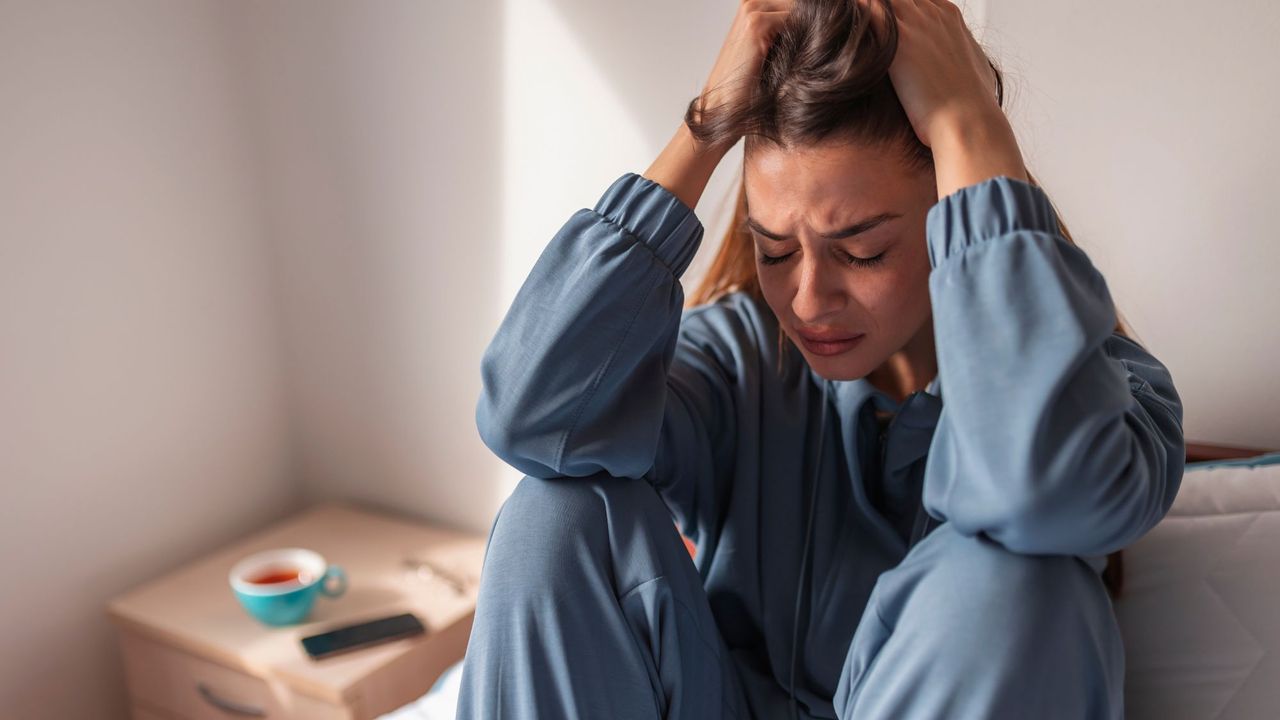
106;501;487;720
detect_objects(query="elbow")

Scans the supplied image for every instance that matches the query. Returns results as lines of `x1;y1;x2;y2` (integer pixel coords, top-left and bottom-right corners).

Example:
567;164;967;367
932;354;1186;558
475;390;658;480
985;488;1145;558
475;392;560;479
475;395;512;461
985;429;1184;557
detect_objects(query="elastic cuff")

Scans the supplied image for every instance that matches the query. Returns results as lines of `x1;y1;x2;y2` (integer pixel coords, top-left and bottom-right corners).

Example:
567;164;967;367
925;175;1060;268
593;172;705;277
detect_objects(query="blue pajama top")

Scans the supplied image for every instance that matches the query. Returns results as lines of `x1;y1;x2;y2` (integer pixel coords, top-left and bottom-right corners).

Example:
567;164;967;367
474;171;1186;717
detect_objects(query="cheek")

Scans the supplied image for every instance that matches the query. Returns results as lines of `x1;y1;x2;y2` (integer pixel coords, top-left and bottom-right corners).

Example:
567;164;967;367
847;268;913;310
755;270;793;314
881;273;934;336
882;266;931;309
848;266;932;334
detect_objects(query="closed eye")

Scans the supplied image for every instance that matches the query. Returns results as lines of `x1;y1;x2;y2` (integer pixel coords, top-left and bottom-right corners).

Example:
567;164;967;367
758;249;887;268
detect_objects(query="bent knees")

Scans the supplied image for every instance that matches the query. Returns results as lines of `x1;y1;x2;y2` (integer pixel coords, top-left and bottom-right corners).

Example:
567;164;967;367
836;522;1124;719
481;472;691;605
481;473;617;604
876;522;1115;636
462;472;743;720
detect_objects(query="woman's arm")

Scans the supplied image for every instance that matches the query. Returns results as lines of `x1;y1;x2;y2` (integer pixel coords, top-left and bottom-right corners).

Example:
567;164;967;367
475;170;746;547
920;172;1186;557
879;0;1185;557
930;107;1028;201
643;122;726;213
644;0;794;209
479;2;796;544
477;171;704;480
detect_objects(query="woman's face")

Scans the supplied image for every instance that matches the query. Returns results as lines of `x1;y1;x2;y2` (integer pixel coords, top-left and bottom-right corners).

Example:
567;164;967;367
745;139;938;382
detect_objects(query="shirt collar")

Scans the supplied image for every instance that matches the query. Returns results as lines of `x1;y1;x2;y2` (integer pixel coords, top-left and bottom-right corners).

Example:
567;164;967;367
815;368;944;474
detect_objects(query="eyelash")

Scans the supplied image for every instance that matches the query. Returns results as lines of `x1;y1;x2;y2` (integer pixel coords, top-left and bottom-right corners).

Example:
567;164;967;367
758;250;886;268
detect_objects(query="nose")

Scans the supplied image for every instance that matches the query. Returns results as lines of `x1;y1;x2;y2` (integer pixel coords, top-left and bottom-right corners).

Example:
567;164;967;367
791;254;845;325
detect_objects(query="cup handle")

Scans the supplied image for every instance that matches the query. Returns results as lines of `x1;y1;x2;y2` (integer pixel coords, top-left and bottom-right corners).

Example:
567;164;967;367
320;565;348;598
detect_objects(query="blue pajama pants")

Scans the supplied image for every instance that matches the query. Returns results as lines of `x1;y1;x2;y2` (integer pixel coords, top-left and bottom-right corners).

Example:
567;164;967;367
454;472;1125;719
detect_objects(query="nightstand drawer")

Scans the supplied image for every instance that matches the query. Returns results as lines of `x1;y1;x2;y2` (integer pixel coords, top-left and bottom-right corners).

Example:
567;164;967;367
120;630;350;720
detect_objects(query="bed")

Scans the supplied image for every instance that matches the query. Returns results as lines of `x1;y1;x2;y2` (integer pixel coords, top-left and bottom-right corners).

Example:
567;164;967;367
379;442;1280;720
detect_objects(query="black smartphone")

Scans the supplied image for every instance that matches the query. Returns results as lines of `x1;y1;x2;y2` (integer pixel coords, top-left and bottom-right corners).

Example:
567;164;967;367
300;612;427;660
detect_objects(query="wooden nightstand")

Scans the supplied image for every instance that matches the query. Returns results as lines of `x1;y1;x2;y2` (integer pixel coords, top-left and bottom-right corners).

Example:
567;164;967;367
107;501;487;720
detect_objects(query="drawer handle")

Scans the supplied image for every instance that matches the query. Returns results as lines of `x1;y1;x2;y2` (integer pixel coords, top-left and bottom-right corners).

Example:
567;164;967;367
197;682;267;717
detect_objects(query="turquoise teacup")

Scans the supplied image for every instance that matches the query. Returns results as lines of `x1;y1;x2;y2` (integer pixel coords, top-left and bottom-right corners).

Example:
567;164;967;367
229;548;347;626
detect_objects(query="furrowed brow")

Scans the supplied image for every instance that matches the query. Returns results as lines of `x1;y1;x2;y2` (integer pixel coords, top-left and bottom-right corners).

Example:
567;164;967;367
745;212;902;241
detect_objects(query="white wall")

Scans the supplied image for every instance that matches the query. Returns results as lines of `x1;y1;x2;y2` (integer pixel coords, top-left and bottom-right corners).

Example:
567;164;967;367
231;0;507;533
984;0;1280;447
0;1;298;718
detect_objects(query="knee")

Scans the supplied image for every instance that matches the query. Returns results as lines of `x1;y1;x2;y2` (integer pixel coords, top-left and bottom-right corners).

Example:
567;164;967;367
838;524;1123;718
480;472;675;601
880;523;1109;637
495;473;609;536
483;473;613;584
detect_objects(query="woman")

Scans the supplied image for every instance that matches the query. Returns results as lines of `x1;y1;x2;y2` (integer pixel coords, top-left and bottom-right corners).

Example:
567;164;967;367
456;1;1185;718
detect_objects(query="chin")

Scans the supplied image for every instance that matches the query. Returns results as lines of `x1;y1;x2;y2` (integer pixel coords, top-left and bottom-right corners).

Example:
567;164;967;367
798;349;871;382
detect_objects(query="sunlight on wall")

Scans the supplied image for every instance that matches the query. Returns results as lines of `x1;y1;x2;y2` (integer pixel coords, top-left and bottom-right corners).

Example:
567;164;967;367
496;0;649;500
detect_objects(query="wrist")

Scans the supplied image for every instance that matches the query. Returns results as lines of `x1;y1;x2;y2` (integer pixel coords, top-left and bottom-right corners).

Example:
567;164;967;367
930;102;1008;147
679;120;735;160
931;107;1028;200
643;122;728;212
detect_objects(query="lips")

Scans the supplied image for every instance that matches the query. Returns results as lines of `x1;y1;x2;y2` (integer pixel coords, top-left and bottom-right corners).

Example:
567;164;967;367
796;329;865;356
796;329;863;343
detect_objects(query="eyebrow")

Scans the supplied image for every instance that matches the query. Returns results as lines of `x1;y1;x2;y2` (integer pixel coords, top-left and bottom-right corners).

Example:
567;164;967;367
745;212;902;242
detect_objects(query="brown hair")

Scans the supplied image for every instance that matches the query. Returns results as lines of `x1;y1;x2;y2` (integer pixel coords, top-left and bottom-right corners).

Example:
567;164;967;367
681;0;1133;600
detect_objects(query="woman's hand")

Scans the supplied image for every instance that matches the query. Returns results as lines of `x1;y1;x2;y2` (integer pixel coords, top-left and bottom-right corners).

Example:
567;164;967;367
866;0;1029;197
698;0;796;146
870;0;999;147
645;0;794;211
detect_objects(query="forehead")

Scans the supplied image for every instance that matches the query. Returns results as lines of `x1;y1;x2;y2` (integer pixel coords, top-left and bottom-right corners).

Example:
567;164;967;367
743;140;924;224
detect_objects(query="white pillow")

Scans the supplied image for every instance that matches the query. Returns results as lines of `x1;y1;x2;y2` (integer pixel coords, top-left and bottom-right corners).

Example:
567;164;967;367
1116;453;1280;719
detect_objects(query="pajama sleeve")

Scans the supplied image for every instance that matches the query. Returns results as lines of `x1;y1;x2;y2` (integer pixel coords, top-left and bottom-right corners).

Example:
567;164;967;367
921;175;1186;558
476;172;739;544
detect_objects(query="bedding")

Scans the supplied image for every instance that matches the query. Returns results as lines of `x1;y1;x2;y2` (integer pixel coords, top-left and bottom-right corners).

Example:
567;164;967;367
1116;451;1280;719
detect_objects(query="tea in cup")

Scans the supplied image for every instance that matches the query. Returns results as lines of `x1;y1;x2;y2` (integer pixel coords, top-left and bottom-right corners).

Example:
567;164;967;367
229;548;347;626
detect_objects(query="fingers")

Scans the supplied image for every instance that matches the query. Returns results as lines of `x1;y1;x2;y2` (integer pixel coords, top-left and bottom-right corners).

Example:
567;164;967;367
854;0;892;38
740;0;792;24
741;1;793;46
917;0;963;15
754;10;792;37
896;0;966;25
887;0;924;17
914;0;1002;104
741;0;791;11
897;0;978;42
